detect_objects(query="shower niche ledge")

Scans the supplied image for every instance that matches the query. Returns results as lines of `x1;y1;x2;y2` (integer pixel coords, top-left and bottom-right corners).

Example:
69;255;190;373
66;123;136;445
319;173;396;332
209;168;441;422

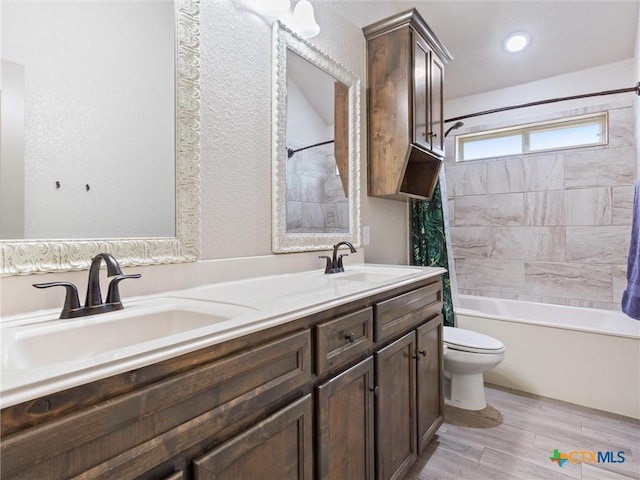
364;8;452;201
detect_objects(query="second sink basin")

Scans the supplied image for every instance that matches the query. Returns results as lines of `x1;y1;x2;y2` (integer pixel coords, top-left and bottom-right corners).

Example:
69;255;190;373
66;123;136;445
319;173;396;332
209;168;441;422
331;265;422;284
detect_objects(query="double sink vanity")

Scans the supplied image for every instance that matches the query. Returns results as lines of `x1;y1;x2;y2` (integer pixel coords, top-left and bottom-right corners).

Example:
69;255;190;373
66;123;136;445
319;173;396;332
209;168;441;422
1;263;445;480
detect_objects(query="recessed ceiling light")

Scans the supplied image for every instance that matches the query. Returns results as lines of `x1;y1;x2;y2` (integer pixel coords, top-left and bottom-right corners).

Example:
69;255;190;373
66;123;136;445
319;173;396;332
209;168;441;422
504;32;530;53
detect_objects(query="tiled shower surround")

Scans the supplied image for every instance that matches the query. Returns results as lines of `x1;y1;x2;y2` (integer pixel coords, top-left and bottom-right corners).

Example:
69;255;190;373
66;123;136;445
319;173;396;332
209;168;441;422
286;144;349;233
445;102;636;310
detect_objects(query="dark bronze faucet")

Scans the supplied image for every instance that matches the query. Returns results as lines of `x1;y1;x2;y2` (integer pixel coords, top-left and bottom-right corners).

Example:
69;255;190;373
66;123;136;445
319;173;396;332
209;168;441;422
33;253;141;319
319;241;357;274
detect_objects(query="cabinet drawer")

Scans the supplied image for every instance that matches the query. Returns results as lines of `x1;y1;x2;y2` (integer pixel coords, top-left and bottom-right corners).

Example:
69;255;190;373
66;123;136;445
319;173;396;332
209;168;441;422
193;394;313;480
315;308;374;375
374;282;441;341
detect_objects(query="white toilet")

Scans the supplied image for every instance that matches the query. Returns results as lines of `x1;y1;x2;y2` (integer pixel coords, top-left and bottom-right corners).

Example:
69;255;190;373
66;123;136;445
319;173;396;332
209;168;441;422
443;326;505;411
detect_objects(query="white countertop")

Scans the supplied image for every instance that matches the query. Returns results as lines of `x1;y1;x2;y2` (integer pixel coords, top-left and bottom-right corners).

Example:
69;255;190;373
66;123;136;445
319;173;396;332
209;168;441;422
1;264;445;408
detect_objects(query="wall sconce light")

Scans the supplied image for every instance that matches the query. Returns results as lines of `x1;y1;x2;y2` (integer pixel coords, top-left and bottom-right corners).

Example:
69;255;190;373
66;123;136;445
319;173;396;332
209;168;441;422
289;0;320;38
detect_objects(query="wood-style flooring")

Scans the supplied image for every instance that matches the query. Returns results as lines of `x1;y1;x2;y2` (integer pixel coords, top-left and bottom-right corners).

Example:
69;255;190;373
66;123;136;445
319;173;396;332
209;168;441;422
405;384;640;480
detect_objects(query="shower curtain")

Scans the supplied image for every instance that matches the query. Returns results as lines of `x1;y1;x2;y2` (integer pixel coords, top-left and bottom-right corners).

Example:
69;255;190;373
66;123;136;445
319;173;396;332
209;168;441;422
622;182;640;320
410;180;455;327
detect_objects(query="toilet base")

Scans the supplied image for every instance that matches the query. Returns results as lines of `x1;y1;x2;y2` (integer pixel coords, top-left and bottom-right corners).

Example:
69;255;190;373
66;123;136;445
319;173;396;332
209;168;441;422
445;372;487;411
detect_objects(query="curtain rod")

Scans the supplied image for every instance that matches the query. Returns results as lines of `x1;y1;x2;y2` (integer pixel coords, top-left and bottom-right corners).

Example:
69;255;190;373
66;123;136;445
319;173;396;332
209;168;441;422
287;140;334;158
444;82;640;124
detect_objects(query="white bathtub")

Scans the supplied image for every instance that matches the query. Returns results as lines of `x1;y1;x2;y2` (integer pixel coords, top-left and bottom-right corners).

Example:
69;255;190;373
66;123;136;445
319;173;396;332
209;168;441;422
455;295;640;419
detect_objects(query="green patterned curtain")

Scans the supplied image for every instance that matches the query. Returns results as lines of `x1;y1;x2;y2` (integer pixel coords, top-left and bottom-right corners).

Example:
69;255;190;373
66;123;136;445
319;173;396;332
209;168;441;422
410;180;455;326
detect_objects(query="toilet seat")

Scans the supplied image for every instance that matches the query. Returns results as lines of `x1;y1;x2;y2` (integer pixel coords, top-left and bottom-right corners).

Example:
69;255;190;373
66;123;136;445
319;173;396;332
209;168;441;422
443;326;505;354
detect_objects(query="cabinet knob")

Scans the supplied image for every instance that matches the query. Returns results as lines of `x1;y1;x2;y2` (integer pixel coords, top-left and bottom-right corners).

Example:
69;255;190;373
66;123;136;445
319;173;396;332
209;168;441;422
413;350;428;361
428;131;438;138
345;333;355;343
370;385;379;394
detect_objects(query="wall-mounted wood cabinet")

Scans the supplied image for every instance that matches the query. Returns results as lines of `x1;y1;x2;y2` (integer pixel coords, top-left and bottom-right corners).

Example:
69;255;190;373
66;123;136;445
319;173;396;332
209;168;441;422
364;9;452;201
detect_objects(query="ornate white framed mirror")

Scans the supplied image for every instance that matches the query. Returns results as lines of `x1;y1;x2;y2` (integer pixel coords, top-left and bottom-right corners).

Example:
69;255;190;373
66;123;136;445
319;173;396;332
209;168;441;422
0;0;200;274
272;21;361;253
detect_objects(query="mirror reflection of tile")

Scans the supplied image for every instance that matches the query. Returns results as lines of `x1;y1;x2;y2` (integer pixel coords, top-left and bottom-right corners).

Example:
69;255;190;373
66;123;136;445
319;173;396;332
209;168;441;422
286;143;348;233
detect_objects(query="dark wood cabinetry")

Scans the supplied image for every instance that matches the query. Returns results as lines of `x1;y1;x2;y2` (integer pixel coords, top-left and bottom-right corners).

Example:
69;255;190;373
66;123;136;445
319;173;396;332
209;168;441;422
315;307;374;375
364;9;452;201
1;276;443;480
416;315;444;453
374;282;442;341
193;394;313;480
413;36;445;158
376;332;417;480
317;357;375;480
374;318;444;480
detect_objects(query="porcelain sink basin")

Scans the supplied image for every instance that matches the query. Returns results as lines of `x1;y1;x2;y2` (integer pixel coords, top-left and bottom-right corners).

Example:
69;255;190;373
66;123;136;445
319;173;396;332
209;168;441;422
172;265;425;312
331;265;422;284
2;299;256;370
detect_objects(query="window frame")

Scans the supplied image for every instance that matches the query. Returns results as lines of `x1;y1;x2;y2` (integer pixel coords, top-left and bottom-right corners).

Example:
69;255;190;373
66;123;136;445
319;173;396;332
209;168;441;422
455;112;609;162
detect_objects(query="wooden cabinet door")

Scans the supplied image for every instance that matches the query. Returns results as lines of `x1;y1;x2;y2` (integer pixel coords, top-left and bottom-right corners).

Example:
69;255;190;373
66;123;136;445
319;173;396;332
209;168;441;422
413;36;429;151
317;357;375;480
375;331;417;480
416;315;444;453
193;395;313;480
429;54;445;156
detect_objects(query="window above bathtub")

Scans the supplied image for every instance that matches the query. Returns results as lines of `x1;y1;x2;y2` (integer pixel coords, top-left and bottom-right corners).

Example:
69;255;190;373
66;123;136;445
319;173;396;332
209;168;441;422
455;112;608;162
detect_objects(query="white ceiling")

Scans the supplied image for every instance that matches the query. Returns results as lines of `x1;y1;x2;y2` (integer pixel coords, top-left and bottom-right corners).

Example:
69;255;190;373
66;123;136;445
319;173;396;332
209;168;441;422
330;0;639;100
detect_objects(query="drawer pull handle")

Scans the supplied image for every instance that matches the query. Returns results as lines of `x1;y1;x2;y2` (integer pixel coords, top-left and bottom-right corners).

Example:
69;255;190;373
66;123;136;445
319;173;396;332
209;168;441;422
345;333;355;343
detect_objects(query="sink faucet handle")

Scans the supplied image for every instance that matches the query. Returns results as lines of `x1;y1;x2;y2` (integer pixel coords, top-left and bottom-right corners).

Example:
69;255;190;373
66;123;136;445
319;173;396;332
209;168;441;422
106;274;142;305
337;254;349;270
318;255;333;274
33;282;81;319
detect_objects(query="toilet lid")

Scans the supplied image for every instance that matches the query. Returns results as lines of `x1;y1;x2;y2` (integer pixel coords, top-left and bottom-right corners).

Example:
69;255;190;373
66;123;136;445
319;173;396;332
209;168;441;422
443;327;505;353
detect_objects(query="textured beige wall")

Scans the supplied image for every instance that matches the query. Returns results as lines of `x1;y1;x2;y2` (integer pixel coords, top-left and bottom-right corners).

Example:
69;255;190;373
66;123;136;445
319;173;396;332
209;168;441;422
199;0;274;259
200;0;409;263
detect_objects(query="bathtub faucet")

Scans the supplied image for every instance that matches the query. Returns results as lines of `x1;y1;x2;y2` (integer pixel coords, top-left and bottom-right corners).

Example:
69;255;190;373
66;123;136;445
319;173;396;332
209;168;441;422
319;241;357;274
